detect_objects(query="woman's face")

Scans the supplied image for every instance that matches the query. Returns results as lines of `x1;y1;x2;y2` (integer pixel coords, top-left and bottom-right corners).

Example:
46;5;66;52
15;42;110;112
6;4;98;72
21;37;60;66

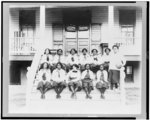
45;49;50;55
86;64;90;70
83;50;87;55
58;50;62;55
105;49;110;54
71;49;75;55
73;66;77;70
93;50;97;55
100;65;104;71
113;47;118;54
57;64;61;69
43;63;48;69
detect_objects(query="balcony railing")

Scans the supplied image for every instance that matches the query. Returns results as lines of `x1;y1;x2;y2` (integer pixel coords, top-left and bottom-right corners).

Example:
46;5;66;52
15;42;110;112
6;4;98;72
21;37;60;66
9;37;39;55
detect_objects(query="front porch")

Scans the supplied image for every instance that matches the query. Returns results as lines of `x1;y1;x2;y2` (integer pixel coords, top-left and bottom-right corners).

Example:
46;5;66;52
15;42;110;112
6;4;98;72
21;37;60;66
9;5;142;60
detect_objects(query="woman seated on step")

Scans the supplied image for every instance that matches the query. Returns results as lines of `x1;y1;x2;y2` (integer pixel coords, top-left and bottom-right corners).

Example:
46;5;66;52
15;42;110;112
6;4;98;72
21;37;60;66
52;49;67;71
66;64;82;99
90;49;103;73
96;64;109;99
37;62;52;99
81;64;94;99
79;48;91;72
40;48;53;70
51;62;67;99
66;48;79;72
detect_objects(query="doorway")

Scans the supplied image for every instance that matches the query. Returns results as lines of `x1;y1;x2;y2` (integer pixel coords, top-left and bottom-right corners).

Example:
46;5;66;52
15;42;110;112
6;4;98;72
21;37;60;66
63;8;91;54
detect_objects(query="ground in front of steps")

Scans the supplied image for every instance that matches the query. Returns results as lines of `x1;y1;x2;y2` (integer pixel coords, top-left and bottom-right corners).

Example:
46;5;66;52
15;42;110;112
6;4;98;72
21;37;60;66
8;83;141;115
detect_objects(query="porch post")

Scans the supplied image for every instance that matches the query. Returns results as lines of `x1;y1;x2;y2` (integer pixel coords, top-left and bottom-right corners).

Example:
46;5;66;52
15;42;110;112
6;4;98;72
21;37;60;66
39;5;46;53
108;5;114;48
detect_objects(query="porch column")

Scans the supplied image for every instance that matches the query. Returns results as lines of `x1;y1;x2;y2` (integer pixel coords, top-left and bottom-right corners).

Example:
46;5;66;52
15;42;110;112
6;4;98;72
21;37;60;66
108;6;114;48
38;5;46;53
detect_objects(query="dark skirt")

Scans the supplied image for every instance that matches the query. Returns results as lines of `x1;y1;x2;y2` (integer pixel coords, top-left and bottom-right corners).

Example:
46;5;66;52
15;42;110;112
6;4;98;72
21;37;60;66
52;81;67;88
68;81;82;92
96;81;109;89
82;79;94;90
37;81;52;90
109;70;120;84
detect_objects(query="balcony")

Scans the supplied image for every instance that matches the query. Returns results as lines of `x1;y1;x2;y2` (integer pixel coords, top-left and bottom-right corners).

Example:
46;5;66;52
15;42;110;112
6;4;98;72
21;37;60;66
9;36;39;61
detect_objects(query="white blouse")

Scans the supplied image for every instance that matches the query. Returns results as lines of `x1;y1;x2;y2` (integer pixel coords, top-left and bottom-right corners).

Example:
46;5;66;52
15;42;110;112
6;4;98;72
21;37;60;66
109;52;126;70
37;69;51;82
66;70;81;82
52;68;66;82
81;70;94;80
96;70;108;82
66;54;79;65
79;54;91;65
40;54;53;65
53;55;66;64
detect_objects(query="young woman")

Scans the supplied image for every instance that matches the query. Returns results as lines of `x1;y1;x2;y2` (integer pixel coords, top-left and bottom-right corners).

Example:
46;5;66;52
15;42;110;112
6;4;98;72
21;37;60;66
40;48;53;67
79;48;91;72
90;49;103;73
66;48;79;72
96;64;109;99
67;64;82;99
52;62;67;99
52;49;66;70
81;64;94;99
37;62;52;99
108;45;126;90
103;47;111;72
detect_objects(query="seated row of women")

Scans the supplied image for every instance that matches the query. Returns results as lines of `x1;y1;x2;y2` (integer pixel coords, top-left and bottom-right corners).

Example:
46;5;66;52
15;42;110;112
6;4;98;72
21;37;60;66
39;48;111;73
36;62;109;100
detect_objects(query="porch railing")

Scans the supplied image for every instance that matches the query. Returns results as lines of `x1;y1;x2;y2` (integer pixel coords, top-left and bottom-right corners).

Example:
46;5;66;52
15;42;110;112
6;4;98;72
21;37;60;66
9;37;39;55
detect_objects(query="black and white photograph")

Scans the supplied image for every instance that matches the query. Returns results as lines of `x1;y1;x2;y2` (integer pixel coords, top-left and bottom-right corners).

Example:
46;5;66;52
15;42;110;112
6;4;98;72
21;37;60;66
1;1;148;119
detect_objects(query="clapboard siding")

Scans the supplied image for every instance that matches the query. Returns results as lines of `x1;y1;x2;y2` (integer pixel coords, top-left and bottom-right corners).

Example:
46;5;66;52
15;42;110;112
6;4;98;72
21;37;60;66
9;7;40;38
91;7;109;43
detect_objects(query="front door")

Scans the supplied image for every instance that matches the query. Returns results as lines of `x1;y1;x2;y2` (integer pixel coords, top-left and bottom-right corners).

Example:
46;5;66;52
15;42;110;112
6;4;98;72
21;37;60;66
64;24;90;55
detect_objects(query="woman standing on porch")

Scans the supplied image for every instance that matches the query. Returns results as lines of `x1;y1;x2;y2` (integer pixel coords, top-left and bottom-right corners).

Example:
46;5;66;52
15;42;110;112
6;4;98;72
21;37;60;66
37;62;52;99
51;62;67;99
81;64;94;99
108;45;126;90
96;64;109;99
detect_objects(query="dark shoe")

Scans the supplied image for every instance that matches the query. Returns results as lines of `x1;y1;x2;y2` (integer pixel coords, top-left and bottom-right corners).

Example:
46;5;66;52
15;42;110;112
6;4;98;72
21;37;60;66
56;94;59;99
86;95;88;99
101;94;105;99
74;93;77;99
88;94;92;99
58;94;61;99
43;94;45;99
41;94;44;99
71;93;74;99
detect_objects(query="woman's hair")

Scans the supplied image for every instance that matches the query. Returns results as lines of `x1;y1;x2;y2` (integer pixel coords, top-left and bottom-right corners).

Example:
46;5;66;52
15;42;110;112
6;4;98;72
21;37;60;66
84;63;91;69
40;62;49;70
56;62;63;68
104;47;111;53
44;48;51;54
82;48;88;53
112;45;119;49
91;49;98;53
57;49;63;54
70;48;77;54
71;64;79;69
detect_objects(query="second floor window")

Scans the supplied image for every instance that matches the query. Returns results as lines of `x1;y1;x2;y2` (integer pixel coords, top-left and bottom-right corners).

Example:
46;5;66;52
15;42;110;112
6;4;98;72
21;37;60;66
119;10;135;45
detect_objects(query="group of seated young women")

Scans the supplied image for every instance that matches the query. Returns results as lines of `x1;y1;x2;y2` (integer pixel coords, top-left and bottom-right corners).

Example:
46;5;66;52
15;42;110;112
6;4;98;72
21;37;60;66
36;46;126;100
